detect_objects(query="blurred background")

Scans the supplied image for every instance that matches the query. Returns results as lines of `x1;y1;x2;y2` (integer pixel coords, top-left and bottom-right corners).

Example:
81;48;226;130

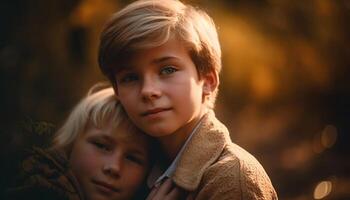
0;0;349;199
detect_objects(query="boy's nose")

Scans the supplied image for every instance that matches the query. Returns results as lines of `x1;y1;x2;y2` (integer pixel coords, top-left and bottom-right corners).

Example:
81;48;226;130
140;77;161;101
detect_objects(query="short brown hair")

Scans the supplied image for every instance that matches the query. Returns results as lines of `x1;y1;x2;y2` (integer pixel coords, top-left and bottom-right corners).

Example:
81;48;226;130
98;0;221;107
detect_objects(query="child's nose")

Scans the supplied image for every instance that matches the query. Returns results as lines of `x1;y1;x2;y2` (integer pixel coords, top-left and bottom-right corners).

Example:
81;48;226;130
102;156;123;178
140;76;161;101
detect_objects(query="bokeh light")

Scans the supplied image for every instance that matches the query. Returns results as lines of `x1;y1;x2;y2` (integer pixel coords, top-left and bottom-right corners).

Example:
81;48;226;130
1;0;349;199
314;181;332;199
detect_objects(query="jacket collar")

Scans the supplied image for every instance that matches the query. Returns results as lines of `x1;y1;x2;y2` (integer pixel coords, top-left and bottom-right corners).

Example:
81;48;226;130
172;110;231;191
147;117;204;188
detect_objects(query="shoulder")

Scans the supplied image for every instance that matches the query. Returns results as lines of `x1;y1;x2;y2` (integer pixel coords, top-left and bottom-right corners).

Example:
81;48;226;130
5;147;83;200
198;143;278;200
5;185;71;200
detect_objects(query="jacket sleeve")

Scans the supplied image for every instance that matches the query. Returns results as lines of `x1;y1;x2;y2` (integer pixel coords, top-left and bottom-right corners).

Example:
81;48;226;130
4;148;83;200
5;185;70;200
194;158;242;200
194;157;278;200
239;160;278;200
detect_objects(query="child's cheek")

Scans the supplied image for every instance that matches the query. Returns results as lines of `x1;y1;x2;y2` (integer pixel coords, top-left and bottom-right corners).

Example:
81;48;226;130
70;142;101;175
123;167;148;194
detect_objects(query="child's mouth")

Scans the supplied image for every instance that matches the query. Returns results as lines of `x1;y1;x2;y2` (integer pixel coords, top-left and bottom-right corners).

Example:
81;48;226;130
92;179;120;194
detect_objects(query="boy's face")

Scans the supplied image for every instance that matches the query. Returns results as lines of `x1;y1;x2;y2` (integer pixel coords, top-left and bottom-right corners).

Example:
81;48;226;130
69;121;150;200
114;37;212;139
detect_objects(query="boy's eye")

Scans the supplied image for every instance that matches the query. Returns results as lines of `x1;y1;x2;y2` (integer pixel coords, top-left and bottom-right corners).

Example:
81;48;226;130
118;73;139;83
160;66;178;75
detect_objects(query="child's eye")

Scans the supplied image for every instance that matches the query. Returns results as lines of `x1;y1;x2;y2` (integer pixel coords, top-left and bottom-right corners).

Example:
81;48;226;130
92;141;111;152
118;73;139;83
160;66;178;75
126;154;144;165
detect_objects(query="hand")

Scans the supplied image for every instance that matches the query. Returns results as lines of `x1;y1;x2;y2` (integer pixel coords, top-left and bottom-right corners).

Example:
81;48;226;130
146;179;188;200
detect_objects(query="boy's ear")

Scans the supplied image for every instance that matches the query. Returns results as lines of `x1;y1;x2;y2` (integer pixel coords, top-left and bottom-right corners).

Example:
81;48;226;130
202;70;219;96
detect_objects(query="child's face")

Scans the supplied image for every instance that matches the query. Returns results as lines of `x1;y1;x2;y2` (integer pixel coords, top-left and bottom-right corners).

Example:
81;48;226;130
69;121;150;200
114;37;210;139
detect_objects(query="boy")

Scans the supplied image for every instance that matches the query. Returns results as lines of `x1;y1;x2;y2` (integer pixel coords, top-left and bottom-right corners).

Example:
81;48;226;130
98;0;278;199
7;85;156;200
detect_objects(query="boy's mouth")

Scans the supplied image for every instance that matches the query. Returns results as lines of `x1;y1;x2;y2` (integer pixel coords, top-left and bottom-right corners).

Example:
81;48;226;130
141;107;172;116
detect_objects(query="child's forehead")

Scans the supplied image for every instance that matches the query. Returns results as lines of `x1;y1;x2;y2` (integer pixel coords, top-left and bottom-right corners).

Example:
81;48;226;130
113;130;151;153
113;126;144;141
87;117;134;135
86;121;150;147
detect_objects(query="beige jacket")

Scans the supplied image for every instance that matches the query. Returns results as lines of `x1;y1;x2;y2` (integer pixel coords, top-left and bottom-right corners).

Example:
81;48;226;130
172;111;278;200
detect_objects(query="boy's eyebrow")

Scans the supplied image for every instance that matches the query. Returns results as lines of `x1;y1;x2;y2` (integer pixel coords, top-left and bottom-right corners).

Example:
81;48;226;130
152;56;179;64
117;56;180;73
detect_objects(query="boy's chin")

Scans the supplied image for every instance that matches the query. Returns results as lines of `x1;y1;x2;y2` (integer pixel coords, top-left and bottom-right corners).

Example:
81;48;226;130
136;121;175;137
145;129;174;138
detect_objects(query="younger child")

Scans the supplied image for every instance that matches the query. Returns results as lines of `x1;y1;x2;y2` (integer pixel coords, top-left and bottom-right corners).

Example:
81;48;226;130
7;85;156;200
98;0;278;199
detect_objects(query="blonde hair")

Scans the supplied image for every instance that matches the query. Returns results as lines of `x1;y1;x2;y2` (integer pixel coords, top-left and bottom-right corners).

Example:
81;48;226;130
52;83;144;153
98;0;221;107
